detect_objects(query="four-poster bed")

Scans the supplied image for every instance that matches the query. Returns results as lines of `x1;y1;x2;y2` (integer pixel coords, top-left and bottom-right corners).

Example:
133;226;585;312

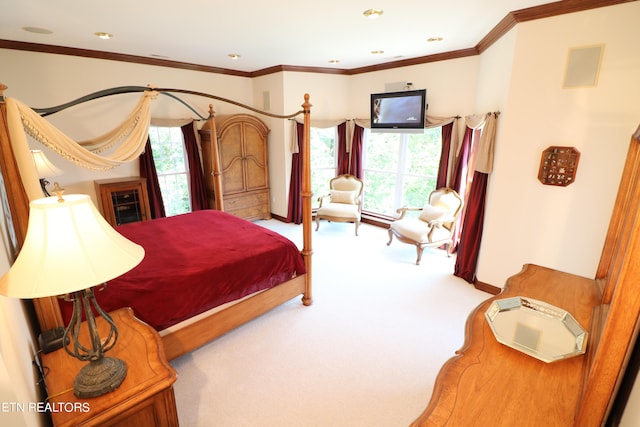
0;83;314;361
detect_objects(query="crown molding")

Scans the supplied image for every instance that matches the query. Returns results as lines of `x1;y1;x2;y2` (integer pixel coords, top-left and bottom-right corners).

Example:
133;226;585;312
476;0;635;53
0;0;633;77
0;40;252;78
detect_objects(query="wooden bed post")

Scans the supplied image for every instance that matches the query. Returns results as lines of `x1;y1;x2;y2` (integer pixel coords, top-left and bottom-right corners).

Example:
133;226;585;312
301;94;313;306
0;84;30;245
207;105;224;211
0;83;64;331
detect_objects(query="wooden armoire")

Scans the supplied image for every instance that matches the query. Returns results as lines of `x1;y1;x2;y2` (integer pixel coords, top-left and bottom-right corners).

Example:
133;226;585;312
199;114;271;221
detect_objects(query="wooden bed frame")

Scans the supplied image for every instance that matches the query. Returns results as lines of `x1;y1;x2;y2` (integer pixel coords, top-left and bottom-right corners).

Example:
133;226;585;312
0;83;313;361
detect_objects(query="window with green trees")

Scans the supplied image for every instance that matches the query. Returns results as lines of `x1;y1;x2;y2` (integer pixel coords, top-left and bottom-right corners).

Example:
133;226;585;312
310;127;337;208
362;128;442;217
148;126;191;216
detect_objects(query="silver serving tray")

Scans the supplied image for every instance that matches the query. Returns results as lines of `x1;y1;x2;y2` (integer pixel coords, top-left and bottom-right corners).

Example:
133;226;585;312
485;296;588;363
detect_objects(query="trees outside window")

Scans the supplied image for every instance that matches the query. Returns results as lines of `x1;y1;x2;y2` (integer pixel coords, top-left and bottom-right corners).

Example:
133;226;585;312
362;128;442;217
310;127;337;208
148;126;191;216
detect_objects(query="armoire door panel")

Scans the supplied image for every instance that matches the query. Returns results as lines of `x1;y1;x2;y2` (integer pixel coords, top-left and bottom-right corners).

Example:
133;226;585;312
245;157;268;190
221;158;245;193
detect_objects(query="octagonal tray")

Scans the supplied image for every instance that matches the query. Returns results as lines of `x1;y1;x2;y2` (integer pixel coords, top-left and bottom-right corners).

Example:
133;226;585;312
485;296;588;363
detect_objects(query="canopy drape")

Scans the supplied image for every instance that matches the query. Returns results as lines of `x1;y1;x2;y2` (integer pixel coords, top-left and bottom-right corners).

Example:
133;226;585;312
6;93;154;201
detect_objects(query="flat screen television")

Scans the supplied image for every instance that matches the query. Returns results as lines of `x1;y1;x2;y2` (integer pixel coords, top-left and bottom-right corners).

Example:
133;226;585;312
370;89;427;130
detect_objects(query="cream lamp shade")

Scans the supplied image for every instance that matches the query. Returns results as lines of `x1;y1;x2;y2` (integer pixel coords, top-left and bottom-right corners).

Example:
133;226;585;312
0;194;144;299
30;149;63;179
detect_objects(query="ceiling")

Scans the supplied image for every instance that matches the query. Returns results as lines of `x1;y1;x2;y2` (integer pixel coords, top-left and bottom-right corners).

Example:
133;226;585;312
0;1;581;73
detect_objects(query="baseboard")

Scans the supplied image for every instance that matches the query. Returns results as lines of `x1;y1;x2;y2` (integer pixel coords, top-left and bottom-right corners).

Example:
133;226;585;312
270;213;288;222
270;213;391;229
474;279;501;295
362;213;392;228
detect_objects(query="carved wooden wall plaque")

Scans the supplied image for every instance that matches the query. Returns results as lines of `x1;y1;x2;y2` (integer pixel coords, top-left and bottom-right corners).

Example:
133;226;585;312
538;146;580;186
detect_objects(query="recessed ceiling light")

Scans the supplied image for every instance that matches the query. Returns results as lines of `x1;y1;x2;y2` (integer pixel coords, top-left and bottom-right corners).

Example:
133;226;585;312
22;26;53;35
363;9;383;19
427;37;444;42
228;54;241;60
150;54;171;59
94;32;113;40
371;50;384;55
328;59;340;64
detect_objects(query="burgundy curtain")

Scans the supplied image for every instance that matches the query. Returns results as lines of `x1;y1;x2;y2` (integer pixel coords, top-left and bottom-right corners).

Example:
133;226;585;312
287;122;304;224
336;122;349;175
449;127;473;251
437;122;454;188
139;138;166;219
181;122;208;211
350;125;364;179
454;171;488;283
451;126;473;199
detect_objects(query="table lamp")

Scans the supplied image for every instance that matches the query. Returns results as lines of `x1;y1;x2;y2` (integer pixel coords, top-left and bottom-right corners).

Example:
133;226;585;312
30;149;63;196
0;192;145;397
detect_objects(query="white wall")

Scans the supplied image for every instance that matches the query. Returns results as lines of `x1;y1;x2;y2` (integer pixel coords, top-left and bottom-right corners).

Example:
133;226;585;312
346;56;480;122
0;49;253;205
0;300;41;426
254;71;352;217
252;73;287;216
477;2;640;286
0;203;43;426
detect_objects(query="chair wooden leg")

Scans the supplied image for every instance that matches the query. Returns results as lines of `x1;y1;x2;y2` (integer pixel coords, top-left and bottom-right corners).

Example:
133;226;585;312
387;229;394;246
416;246;424;265
315;216;320;231
355;220;360;236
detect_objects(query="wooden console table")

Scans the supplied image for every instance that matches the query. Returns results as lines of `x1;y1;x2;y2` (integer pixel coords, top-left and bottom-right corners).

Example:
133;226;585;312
40;308;178;427
412;264;601;426
413;128;640;426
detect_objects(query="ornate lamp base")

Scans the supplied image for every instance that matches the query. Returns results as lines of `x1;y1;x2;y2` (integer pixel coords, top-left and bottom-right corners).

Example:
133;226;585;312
73;356;127;398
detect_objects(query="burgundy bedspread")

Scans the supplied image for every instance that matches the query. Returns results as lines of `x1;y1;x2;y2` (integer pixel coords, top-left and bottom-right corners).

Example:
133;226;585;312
59;210;306;330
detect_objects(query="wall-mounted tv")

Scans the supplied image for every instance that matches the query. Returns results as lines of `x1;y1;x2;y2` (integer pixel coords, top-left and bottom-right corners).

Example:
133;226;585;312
371;89;427;131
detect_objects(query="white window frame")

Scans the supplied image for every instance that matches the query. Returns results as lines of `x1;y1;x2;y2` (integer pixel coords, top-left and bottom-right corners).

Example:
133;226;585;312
148;126;192;216
362;128;442;218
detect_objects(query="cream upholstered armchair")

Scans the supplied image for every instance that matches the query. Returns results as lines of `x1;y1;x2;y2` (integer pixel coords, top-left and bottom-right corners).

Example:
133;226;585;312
387;187;463;265
315;174;364;235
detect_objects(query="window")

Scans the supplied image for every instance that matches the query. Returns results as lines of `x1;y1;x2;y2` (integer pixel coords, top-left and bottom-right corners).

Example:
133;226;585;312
362;128;442;217
310;126;338;208
148;126;191;216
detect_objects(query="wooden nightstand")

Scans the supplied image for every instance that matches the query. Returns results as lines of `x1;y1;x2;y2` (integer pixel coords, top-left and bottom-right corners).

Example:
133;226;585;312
40;308;178;427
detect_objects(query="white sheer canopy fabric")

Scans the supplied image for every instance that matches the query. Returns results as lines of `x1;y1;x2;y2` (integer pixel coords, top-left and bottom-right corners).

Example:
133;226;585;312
6;93;155;200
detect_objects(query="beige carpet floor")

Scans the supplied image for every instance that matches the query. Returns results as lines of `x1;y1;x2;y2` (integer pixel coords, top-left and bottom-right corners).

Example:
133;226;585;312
170;220;490;427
